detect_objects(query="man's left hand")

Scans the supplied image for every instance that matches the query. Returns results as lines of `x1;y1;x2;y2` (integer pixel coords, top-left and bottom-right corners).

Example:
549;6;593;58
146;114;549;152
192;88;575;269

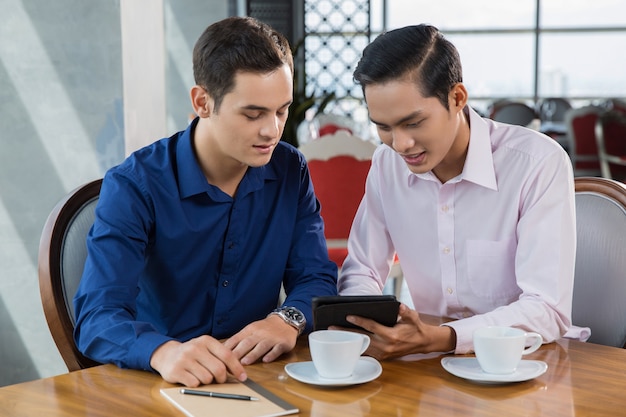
222;315;298;365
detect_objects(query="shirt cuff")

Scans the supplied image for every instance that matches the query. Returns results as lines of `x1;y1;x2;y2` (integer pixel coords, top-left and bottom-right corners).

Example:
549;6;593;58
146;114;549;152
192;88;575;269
127;332;175;371
562;325;591;342
442;322;475;354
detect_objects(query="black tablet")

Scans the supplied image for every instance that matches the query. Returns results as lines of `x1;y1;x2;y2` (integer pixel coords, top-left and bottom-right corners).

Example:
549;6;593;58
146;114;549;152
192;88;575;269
312;295;400;331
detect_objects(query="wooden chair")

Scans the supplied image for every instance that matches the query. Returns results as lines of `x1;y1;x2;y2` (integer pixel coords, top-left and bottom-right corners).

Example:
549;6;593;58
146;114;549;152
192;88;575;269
565;105;604;177
38;179;102;371
595;110;626;182
572;177;626;348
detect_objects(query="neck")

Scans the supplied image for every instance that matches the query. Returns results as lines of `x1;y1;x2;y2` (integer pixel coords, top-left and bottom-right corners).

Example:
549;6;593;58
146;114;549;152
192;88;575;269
192;121;247;197
432;108;471;183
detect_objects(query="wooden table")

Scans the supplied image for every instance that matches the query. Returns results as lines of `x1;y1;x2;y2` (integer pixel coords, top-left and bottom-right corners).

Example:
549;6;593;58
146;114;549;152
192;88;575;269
1;336;625;416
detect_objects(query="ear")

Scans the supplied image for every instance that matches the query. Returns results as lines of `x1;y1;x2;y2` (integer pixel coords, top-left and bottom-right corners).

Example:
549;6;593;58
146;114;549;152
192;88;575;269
448;83;468;112
190;85;213;118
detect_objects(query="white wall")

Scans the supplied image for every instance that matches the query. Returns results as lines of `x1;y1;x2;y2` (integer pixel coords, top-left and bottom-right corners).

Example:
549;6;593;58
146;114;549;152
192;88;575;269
0;0;227;386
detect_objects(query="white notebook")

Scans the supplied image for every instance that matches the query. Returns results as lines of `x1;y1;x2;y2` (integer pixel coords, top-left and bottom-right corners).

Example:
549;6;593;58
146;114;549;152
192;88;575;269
160;379;298;417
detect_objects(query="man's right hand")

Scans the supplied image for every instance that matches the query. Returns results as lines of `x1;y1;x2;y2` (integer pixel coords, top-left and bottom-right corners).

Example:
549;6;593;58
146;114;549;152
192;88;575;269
149;335;247;387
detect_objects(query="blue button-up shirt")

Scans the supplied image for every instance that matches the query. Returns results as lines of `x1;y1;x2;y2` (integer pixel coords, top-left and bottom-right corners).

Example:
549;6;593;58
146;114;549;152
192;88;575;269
74;120;337;370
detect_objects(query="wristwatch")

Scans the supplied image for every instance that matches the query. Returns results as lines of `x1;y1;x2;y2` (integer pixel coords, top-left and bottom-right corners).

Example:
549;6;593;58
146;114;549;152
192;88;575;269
268;306;306;335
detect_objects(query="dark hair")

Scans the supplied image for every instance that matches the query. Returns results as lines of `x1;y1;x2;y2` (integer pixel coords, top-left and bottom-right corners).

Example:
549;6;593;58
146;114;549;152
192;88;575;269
192;17;293;112
353;24;462;110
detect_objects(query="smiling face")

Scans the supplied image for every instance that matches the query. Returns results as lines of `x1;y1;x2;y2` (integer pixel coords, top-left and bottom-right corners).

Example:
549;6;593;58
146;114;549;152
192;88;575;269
204;64;293;168
191;64;293;187
365;79;470;183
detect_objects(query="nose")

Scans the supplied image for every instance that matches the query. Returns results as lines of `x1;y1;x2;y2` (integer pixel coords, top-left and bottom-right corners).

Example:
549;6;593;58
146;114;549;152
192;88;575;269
391;129;415;153
260;115;281;139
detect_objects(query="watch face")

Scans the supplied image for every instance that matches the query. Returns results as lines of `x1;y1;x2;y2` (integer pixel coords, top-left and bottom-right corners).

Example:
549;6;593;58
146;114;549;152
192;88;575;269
286;307;304;323
271;306;305;334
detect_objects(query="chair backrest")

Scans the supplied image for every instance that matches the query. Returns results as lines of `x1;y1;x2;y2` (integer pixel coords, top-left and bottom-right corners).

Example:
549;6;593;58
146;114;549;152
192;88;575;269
38;179;102;371
300;131;377;240
572;177;626;348
537;97;572;123
603;98;626;116
595;110;626;181
490;101;537;126
565;105;604;177
537;97;572;122
299;129;377;162
299;131;377;266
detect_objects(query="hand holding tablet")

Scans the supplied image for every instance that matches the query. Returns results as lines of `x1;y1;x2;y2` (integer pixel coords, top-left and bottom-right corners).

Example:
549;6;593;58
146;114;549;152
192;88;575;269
312;295;400;331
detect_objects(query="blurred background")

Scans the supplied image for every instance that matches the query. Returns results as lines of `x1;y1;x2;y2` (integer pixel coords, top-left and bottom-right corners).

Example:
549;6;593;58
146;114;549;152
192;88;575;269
1;0;624;386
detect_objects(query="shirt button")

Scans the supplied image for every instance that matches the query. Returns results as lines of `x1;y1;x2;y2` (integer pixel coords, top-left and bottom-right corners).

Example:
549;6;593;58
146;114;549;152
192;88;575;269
222;280;229;287
443;247;451;254
441;205;449;213
447;287;453;294
228;242;234;249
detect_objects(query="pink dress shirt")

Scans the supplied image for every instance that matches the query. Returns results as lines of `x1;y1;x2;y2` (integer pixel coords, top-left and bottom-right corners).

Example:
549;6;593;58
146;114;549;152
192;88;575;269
338;106;585;353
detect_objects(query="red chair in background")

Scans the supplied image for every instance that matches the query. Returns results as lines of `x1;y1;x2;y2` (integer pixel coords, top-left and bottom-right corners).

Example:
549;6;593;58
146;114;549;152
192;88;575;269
299;131;377;268
565;106;604;177
299;131;405;298
603;98;626;116
595;110;626;182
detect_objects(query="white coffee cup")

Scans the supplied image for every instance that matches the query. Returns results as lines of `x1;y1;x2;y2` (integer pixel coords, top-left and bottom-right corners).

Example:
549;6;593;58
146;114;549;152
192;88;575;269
473;326;543;374
309;330;370;379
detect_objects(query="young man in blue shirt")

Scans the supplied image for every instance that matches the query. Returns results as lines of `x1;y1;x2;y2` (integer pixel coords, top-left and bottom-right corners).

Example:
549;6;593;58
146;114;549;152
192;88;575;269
74;17;337;387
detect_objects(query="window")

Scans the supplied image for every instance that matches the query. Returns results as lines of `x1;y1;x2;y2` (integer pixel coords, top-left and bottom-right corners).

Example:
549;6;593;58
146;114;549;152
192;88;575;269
304;0;626;116
304;0;370;120
384;0;626;113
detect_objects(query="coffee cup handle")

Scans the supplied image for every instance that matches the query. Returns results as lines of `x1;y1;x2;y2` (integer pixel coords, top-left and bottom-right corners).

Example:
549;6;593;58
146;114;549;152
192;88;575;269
360;334;370;355
521;332;543;355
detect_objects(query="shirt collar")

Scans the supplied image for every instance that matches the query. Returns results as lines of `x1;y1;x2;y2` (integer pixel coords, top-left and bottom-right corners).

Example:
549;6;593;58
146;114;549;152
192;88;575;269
408;106;497;190
176;118;279;200
461;106;498;191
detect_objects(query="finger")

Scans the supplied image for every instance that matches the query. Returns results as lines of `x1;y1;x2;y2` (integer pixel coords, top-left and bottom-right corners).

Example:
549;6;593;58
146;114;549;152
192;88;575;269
201;340;247;383
242;336;281;365
398;303;411;317
176;344;233;385
162;367;203;388
230;338;257;363
181;362;217;387
217;353;247;383
222;333;243;351
397;304;421;325
345;315;381;333
261;342;289;363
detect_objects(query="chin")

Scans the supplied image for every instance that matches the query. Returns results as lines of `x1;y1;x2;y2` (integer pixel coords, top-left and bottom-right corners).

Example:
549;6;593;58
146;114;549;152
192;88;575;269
248;155;273;168
406;164;430;175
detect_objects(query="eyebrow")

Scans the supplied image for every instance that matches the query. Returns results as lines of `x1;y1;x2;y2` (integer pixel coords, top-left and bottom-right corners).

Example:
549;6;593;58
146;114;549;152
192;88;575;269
242;100;292;112
370;110;425;127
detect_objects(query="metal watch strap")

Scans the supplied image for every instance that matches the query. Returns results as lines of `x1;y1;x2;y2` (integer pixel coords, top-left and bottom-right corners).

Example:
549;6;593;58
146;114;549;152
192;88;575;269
268;306;306;335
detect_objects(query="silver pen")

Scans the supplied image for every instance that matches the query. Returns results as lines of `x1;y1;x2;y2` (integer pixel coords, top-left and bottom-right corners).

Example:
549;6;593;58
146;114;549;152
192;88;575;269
180;388;259;401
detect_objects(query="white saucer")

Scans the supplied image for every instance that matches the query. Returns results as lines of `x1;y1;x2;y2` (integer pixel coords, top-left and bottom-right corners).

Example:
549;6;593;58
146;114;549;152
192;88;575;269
285;357;382;386
441;357;548;384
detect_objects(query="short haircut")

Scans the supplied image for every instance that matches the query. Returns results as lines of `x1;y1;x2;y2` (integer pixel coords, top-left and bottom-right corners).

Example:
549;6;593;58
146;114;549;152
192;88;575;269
353;24;462;110
192;17;293;113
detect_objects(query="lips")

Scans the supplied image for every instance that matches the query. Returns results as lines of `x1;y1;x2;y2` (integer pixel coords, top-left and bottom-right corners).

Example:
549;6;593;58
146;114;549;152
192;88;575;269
401;151;426;165
253;143;275;154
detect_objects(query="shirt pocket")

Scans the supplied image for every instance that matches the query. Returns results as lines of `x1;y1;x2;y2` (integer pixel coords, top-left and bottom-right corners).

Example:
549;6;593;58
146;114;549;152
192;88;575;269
466;238;519;301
